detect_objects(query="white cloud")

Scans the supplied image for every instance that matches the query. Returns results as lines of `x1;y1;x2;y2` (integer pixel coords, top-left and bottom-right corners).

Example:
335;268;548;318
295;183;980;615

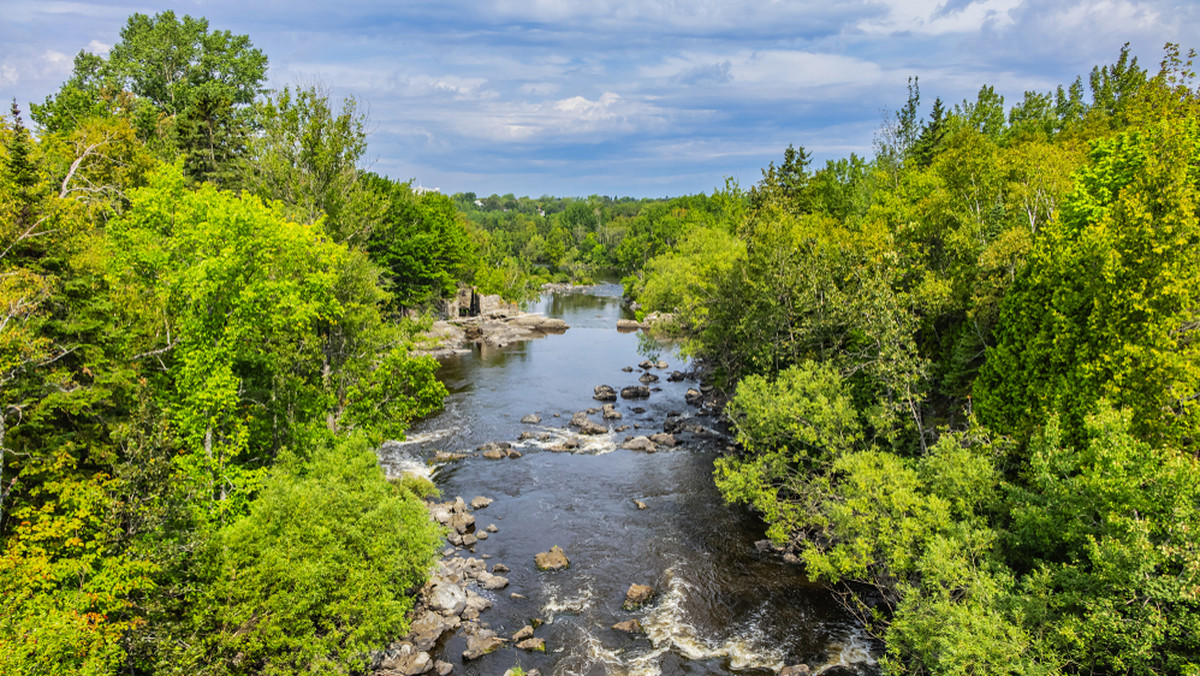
858;0;1022;35
0;48;73;88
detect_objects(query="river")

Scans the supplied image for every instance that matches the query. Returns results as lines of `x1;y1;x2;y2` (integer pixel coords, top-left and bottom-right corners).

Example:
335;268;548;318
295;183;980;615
380;284;879;676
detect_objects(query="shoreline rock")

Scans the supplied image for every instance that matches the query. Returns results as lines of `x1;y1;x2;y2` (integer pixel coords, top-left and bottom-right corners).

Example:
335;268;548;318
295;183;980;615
415;311;570;357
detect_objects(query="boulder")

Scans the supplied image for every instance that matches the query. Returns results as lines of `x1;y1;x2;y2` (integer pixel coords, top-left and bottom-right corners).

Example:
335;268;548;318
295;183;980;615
684;388;703;406
520;414;542;424
638;372;660;384
621;366;634;372
621;436;658;452
602;404;622;420
616;318;644;332
570;411;608;435
379;644;433;675
407;610;459;652
612;619;644;634
434;450;467;462
623;583;654;610
649;433;677;447
507;313;568;332
512;625;535;642
448;512;475;534
633;499;648;510
461;533;478;547
477;441;512;453
486;524;499;533
435;661;453;676
478;572;509;590
620;385;650;399
780;666;812;676
492;562;508;572
470;496;493;509
482;450;505;460
464;590;493;616
535;545;570;571
506;449;522;459
638;359;654;370
461;631;505;661
427;582;467;617
517;637;546;652
593;384;618;401
655;360;669;369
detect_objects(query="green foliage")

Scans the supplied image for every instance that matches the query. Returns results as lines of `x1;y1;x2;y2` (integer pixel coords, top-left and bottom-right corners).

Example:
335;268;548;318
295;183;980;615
173;435;440;675
715;361;859;543
366;176;478;310
0;472;156;676
977;116;1200;445
342;347;447;442
636;224;743;332
33;10;267;184
3;18;453;676
1010;405;1200;675
108;163;346;513
246;86;383;246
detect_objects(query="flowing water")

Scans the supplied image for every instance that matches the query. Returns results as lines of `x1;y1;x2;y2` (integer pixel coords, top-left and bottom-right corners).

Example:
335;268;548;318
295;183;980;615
381;285;879;676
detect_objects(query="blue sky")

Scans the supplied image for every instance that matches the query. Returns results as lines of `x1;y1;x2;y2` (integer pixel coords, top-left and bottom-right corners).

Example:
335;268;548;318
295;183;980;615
3;1;1197;197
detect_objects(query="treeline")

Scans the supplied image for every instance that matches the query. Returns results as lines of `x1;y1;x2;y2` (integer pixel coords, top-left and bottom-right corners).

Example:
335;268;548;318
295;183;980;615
0;12;470;675
451;190;739;285
630;45;1200;673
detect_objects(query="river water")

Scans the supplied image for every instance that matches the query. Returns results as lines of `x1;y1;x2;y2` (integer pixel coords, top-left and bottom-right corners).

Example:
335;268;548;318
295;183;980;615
382;285;879;676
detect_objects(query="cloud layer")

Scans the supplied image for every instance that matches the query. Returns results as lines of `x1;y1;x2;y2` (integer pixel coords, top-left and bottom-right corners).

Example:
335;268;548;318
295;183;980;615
3;0;1195;196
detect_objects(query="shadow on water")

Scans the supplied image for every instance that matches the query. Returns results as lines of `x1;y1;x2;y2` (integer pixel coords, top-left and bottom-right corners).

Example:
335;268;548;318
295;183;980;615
389;284;880;675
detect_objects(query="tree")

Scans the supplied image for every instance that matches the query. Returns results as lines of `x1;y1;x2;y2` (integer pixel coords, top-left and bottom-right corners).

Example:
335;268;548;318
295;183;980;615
365;176;477;310
107;163;348;515
246;85;383;246
164;435;440;675
976;116;1200;445
35;11;267;184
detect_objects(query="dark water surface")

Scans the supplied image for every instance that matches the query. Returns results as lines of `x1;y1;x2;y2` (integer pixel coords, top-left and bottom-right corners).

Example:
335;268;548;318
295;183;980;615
382;285;877;676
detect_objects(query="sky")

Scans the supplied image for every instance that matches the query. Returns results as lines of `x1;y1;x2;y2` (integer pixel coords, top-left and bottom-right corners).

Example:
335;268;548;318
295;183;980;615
2;1;1197;198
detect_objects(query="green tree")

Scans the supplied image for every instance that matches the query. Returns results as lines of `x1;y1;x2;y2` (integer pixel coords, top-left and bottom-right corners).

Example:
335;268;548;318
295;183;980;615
976;116;1200;445
365;176;477;310
165;434;440;675
246;85;383;246
35;11;267;184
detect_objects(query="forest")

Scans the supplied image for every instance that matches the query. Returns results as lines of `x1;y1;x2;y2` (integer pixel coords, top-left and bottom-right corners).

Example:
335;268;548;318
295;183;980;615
628;44;1200;675
3;8;1199;676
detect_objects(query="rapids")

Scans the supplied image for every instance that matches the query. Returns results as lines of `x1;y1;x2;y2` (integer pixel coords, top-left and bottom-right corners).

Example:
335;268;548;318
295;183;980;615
384;284;879;675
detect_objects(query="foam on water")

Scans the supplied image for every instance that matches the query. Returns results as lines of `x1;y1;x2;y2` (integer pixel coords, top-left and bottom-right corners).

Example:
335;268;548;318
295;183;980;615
553;567;878;675
540;581;596;623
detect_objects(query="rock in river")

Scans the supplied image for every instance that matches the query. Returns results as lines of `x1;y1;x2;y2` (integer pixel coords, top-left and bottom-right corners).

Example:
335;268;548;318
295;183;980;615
621;436;658;452
620;385;650;399
593;384;618;401
570;411;608;435
613;619;644;634
535;545;571;571
623;583;655;610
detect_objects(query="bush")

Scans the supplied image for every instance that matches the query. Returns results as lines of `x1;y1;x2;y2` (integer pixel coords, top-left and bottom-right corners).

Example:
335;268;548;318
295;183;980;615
178;434;440;675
